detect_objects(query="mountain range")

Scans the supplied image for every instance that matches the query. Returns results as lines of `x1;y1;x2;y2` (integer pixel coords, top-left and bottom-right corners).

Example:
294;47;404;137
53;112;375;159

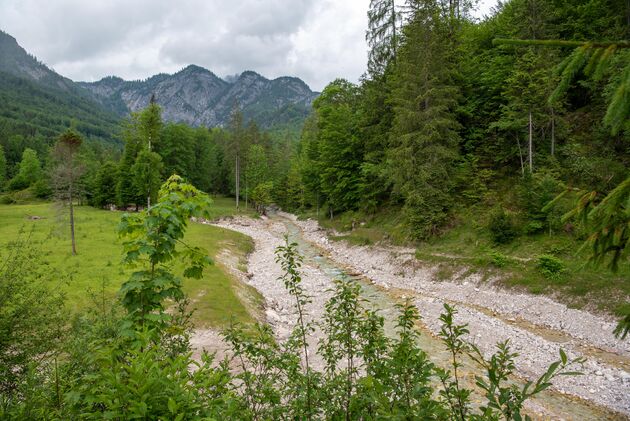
0;29;319;140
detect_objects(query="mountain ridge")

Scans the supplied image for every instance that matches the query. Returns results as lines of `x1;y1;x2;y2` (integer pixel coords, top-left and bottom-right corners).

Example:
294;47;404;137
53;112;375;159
79;65;319;128
0;29;319;131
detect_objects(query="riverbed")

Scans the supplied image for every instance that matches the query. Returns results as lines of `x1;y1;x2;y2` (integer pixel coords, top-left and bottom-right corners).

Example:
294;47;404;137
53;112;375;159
194;212;630;419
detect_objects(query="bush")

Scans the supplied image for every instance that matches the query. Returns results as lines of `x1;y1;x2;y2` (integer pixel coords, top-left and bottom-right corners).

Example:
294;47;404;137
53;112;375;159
488;207;518;244
489;250;509;268
537;254;565;279
518;171;564;235
0;234;66;398
32;179;52;199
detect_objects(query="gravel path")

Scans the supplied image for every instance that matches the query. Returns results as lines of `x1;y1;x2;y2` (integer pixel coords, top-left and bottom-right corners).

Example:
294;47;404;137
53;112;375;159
192;213;630;418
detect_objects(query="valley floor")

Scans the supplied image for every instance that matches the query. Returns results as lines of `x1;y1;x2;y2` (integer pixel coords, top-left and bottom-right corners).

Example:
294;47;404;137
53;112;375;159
196;212;630;420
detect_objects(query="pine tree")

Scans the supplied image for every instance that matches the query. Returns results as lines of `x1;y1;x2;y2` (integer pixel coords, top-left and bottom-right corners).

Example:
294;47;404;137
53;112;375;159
93;161;118;207
117;114;145;208
140;95;163;151
388;0;460;239
367;0;399;76
299;114;323;213
227;106;247;209
51;129;84;255
160;123;195;179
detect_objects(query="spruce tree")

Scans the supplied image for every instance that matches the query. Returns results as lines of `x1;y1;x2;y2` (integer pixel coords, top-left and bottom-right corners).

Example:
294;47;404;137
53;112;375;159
388;0;460;239
117;114;144;208
366;0;399;76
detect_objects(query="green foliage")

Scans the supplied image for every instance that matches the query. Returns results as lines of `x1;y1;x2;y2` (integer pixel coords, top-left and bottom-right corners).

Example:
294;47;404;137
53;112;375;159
131;149;163;207
251;181;274;213
118;175;213;330
489;208;518;244
562;176;630;272
8;148;42;191
0;233;66;399
313;79;363;214
387;2;461;239
537;254;565;279
489;250;509;268
519;171;564;234
366;0;399;76
245;143;269;193
64;332;240;420
92;161;118;207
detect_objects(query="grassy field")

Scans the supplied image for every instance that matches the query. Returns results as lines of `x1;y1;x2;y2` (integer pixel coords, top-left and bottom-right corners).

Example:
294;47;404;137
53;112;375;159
302;206;630;318
0;196;261;328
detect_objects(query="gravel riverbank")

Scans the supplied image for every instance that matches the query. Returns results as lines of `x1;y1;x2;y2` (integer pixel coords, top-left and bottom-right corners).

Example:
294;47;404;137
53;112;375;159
193;213;630;418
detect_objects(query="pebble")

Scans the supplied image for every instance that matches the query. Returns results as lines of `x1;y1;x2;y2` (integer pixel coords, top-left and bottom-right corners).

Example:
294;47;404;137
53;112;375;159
214;215;630;417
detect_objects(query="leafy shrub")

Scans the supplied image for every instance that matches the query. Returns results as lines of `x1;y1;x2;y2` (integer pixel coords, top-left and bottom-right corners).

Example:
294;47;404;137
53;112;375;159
518;171;564;235
537;254;565;279
489;250;509;268
32;179;52;198
524;220;544;235
0;234;66;399
488;207;518;244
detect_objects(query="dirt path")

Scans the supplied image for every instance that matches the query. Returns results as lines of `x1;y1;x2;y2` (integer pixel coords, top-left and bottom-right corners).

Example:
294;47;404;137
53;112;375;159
192;213;630;419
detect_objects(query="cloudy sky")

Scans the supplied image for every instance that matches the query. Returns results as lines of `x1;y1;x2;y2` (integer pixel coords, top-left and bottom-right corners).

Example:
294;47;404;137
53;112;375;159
0;0;497;91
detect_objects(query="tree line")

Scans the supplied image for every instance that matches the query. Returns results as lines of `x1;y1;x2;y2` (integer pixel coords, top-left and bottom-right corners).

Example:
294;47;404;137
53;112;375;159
0;98;298;213
285;0;629;244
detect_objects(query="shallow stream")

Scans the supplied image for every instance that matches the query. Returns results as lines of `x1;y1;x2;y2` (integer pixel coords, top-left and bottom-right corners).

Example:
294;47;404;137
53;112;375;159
280;217;627;420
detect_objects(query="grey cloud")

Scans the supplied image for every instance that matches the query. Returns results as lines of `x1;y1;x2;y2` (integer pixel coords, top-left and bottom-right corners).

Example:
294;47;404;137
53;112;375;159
0;0;371;90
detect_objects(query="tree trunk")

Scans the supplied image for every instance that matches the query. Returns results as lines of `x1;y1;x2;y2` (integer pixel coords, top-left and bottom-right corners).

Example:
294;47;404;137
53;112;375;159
391;0;397;58
550;107;555;157
528;110;533;173
235;152;240;210
516;136;525;177
70;177;77;256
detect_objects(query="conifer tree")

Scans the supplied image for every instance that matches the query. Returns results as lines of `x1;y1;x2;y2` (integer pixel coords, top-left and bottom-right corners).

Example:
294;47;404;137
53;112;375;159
366;0;399;76
92;161;118;207
117;114;144;208
227;106;246;209
299;114;324;213
51;129;84;255
388;0;460;239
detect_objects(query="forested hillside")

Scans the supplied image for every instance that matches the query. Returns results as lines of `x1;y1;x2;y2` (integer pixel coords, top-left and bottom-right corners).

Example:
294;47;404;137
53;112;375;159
285;0;629;257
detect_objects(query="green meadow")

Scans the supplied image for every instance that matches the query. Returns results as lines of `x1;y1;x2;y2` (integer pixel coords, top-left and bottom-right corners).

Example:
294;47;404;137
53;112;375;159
0;197;261;328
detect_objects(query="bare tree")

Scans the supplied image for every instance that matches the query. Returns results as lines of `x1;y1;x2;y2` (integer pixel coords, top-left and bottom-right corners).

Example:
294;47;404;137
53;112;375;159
51;129;84;255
